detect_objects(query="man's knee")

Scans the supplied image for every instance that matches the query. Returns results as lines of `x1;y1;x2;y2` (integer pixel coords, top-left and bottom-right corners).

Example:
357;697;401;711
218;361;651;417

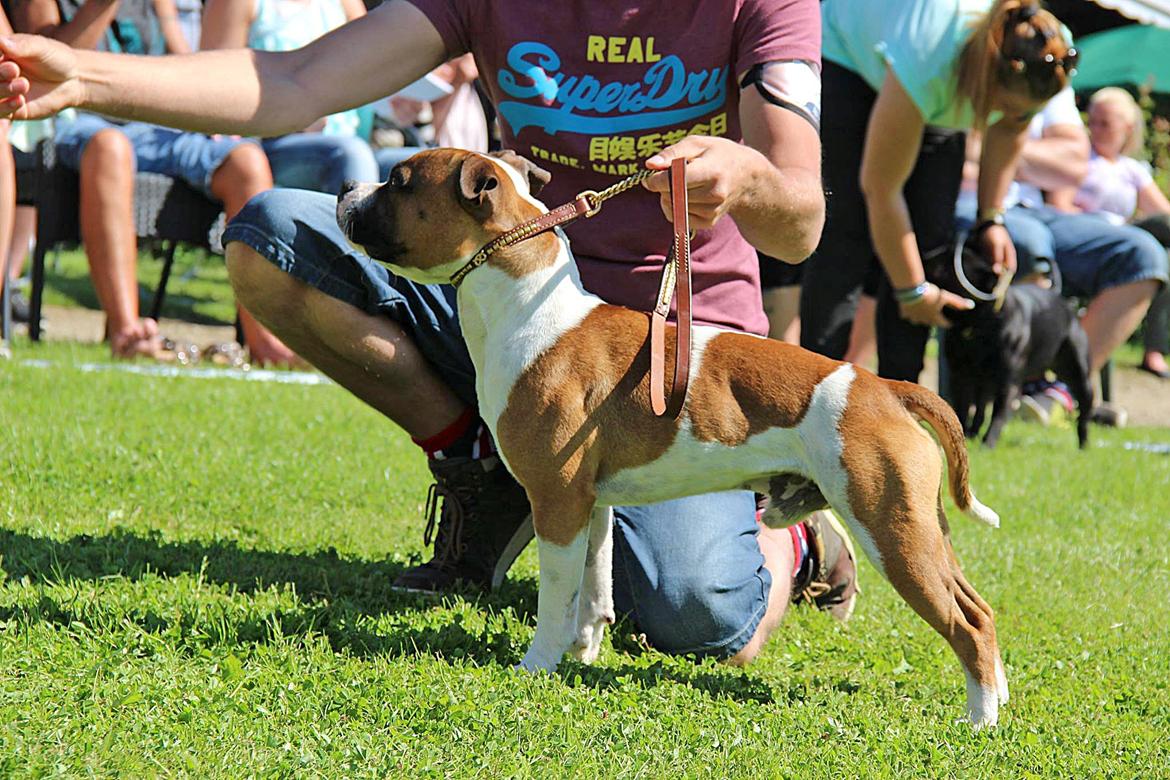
225;240;299;318
630;568;769;661
214;141;273;195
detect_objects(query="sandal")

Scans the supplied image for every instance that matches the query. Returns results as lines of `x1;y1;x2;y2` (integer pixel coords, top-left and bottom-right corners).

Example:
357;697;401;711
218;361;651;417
201;341;250;369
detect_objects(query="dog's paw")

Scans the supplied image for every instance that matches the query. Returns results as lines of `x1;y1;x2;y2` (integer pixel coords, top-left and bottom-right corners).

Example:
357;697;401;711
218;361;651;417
569;625;604;664
517;647;561;674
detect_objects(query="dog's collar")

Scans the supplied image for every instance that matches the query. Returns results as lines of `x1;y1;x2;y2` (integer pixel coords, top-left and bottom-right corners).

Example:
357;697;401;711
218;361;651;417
951;237;1015;312
449;169;654;288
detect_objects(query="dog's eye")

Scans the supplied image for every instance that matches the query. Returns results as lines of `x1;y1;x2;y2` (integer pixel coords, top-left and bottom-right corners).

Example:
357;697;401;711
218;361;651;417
388;166;410;189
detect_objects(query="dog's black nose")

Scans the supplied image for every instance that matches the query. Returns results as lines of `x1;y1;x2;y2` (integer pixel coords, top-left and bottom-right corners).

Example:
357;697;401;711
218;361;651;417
339;179;359;198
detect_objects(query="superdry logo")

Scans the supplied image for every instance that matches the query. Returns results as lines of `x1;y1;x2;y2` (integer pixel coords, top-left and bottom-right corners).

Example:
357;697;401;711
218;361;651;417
496;41;729;136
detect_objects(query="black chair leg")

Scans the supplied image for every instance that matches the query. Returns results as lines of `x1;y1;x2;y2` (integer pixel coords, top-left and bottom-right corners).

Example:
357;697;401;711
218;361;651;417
29;243;48;342
148;240;179;321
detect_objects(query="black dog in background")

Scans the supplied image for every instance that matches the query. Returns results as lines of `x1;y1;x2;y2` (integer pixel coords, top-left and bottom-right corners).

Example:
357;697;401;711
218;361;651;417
939;243;1092;449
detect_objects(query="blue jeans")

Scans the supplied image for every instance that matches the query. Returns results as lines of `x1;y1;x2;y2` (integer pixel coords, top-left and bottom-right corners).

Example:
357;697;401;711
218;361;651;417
955;200;1059;288
223;188;772;658
955;202;1168;298
261;134;381;196
54;112;251;198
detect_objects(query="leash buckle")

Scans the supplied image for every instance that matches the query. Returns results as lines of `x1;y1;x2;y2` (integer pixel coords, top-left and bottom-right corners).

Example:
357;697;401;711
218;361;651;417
578;190;603;218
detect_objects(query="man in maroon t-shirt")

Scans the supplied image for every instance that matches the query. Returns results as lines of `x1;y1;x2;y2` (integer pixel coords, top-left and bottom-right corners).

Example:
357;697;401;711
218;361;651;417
1;0;858;663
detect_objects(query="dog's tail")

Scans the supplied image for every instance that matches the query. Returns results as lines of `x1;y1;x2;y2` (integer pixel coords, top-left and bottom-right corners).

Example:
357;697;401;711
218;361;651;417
888;380;1000;529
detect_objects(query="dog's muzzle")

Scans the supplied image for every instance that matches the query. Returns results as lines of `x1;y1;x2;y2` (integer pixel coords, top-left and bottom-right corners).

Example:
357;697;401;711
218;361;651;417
336;181;380;244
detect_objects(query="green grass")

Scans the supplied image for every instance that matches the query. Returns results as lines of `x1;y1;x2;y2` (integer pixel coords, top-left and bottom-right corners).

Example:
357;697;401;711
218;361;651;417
1;340;1169;777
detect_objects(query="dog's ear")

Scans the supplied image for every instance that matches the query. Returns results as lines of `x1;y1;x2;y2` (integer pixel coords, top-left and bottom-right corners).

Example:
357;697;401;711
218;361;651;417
458;154;503;221
490;149;552;196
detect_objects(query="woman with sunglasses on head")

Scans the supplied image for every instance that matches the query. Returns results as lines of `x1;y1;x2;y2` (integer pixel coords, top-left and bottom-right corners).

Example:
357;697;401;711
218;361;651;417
802;0;1077;382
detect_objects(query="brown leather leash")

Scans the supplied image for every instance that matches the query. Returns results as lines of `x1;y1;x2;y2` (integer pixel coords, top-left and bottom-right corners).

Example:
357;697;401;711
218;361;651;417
649;159;691;418
447;158;692;419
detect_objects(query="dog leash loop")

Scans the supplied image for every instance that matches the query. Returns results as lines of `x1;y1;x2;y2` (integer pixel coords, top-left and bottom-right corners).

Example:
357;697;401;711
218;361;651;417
648;158;692;419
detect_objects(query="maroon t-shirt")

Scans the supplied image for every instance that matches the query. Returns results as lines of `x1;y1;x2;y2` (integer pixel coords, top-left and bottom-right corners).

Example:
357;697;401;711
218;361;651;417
408;0;820;335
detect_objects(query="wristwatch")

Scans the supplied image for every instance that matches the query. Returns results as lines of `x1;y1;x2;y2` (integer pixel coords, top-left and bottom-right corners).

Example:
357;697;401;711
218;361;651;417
973;207;1006;235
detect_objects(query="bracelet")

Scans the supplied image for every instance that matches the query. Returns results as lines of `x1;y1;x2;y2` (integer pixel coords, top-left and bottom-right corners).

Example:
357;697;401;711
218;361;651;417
972;213;1007;235
894;281;930;304
976;206;1006;223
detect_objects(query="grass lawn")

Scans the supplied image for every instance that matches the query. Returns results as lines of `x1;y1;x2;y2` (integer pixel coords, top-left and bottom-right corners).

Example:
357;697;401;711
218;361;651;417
2;336;1169;775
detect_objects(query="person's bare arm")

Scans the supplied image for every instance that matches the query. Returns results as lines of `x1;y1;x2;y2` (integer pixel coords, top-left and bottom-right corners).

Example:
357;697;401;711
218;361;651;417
199;0;253;50
1014;123;1089;192
860;70;971;325
340;0;366;21
1137;179;1170;217
153;0;190;53
643;81;824;262
0;0;447;135
11;0;121;51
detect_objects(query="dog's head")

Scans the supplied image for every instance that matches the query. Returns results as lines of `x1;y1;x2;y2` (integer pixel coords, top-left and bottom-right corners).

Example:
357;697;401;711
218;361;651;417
935;242;1000;304
336;148;552;284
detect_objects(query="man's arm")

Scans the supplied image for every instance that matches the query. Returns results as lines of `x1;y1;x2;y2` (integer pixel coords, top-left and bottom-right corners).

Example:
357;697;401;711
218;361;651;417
732;84;824;261
1014;123;1089;192
1;0;447;135
12;0;121;50
641;77;824;262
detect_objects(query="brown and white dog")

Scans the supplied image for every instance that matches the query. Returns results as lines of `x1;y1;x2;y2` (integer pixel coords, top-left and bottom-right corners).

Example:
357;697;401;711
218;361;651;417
337;149;1009;728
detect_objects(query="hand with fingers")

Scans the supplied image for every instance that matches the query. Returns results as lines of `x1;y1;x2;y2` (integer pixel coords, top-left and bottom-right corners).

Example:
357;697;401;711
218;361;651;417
0;34;82;121
640;135;759;230
898;281;974;328
976;222;1018;276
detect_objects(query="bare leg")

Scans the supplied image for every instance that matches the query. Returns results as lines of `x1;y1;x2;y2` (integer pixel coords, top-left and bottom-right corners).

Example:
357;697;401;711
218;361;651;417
761;285;800;344
225;242;468;439
843;293;877;368
6;205;35;280
728;524;794;666
209;144;301;367
78;128;161;357
1080;280;1159;374
0;122;15;289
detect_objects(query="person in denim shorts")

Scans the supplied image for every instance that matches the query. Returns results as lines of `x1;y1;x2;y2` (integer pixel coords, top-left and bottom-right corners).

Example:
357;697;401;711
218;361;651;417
13;0;297;364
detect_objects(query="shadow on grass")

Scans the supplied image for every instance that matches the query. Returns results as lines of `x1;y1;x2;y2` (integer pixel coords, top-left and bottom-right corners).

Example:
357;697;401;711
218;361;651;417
43;246;234;327
0;527;781;705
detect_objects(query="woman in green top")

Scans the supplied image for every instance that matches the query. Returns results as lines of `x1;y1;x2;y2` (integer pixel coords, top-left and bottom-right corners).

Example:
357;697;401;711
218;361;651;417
801;0;1077;381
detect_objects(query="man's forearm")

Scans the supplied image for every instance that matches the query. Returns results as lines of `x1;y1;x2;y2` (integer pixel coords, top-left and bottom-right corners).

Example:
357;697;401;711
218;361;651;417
1015;133;1088;192
79;48;312;135
732;162;824;262
58;0;445;136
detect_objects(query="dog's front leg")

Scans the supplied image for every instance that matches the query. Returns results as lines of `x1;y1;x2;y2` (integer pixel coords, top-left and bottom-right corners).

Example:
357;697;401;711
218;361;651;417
518;501;593;673
570;505;615;664
983;380;1019;449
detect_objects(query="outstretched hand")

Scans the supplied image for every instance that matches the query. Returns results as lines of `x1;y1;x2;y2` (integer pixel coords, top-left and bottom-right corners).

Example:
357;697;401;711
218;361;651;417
899;282;974;328
641;135;757;231
0;35;82;121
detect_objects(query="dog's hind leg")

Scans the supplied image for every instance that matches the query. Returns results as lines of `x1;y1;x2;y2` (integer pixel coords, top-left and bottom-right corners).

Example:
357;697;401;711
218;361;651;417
570;505;615;664
838;423;1003;728
519;494;594;673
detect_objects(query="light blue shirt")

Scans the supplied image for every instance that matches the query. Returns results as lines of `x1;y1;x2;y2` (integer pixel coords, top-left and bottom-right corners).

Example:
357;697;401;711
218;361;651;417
821;0;992;130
